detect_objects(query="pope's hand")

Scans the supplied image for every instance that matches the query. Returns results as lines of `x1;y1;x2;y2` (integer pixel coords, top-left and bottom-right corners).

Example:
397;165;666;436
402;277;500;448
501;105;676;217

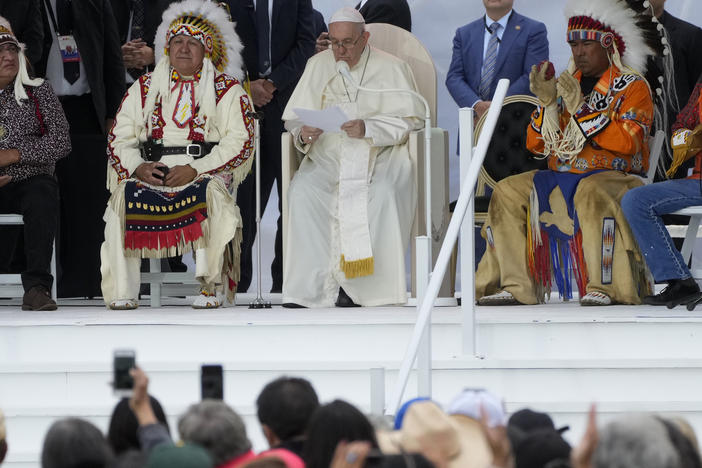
529;61;557;107
341;119;365;139
300;125;323;145
557;71;584;115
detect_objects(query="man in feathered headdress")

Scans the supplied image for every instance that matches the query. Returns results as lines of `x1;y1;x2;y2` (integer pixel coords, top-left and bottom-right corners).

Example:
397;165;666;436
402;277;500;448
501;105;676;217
477;0;668;306
100;0;254;310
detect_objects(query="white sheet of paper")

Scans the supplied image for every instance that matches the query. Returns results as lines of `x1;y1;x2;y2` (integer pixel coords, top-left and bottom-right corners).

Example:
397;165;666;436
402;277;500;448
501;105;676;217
293;106;349;133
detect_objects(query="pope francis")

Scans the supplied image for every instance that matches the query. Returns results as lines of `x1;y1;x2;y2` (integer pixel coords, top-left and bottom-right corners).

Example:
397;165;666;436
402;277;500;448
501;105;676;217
282;7;424;308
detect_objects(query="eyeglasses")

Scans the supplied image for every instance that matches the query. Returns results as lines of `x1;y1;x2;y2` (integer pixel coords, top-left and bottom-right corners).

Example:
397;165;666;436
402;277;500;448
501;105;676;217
329;35;362;50
0;43;19;56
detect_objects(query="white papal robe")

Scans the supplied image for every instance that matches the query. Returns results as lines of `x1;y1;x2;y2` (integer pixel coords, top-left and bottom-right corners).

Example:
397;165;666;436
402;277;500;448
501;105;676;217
100;66;254;305
282;46;424;307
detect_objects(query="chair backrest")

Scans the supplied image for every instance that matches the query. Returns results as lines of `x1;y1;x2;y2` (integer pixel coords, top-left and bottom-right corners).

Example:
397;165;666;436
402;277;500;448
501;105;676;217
473;95;548;195
645;130;666;184
365;22;437;126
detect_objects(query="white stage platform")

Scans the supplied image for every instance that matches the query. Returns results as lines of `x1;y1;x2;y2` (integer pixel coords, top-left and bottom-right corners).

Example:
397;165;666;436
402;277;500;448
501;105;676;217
3;300;702;467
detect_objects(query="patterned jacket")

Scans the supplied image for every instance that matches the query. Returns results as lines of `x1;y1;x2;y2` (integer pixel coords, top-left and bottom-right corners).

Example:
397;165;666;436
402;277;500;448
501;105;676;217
527;65;653;175
0;80;71;181
671;81;702;179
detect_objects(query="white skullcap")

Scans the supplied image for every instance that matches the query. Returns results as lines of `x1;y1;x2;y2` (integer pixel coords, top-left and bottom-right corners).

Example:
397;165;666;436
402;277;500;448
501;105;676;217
329;7;365;24
0;408;5;441
447;389;506;428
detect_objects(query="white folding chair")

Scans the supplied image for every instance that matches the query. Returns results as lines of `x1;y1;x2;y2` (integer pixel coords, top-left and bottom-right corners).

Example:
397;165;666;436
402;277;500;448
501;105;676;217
0;214;57;299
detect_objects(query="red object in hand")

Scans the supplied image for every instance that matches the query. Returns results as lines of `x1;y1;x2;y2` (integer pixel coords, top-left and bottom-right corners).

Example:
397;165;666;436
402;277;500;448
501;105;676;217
538;60;555;80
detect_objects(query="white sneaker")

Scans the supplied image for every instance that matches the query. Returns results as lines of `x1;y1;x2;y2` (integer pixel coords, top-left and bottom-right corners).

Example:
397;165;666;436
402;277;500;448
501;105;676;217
109;299;138;310
580;291;612;306
192;287;223;309
478;290;520;306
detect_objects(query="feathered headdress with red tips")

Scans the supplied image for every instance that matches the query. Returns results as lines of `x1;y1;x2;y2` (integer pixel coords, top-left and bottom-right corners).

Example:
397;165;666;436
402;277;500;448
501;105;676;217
154;0;243;80
564;0;666;75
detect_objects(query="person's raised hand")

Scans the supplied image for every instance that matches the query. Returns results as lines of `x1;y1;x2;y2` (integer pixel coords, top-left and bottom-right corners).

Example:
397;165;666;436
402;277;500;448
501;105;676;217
341;119;366;139
571;404;598;468
128;366;158;426
316;32;331;54
250;79;274;108
164;164;197;187
479;404;514;468
530;61;557;107
557;70;584;115
134;162;168;186
299;125;323;145
330;441;371;468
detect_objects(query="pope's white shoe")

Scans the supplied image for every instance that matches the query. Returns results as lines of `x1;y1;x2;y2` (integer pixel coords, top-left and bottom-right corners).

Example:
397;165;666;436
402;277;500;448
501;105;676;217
109;299;138;310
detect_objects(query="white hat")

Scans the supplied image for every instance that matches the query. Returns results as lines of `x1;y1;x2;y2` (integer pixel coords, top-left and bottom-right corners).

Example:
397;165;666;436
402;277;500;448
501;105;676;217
447;388;506;427
329;7;365;25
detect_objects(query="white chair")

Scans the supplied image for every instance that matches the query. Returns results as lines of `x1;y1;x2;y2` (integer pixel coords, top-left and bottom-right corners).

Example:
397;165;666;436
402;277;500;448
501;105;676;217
0;214;57;299
281;23;452;298
140;259;199;308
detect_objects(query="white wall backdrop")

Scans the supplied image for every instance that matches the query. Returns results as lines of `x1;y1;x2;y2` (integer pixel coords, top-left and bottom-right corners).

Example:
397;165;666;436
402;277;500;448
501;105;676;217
252;0;701;293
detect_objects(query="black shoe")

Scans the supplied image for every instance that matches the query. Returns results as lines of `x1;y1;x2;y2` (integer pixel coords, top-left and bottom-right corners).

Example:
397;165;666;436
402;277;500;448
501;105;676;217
643;278;700;307
22;285;57;311
282;302;306;308
335;287;360;307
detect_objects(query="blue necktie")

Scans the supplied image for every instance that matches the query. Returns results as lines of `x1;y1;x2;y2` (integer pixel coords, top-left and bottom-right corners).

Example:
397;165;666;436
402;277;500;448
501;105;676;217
479;22;500;101
256;0;270;77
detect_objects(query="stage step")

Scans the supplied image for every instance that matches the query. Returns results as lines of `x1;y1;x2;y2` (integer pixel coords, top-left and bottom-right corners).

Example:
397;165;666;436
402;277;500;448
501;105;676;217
3;304;702;467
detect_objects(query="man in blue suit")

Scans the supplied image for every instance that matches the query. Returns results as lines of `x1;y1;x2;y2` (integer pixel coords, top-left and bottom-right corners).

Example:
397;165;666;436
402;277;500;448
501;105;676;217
446;0;548;119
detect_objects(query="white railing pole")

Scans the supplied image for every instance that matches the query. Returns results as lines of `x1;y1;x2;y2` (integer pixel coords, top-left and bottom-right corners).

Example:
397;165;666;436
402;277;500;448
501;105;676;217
386;79;509;415
459;108;476;356
416;235;432;397
370;367;386;416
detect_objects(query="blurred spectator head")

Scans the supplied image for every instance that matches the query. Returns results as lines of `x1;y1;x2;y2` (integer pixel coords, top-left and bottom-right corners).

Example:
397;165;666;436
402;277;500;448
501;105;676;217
508;408;569;435
388;401;490;468
41;418;114;468
241;449;305;468
107;397;170;455
670;417;701;455
393;397;431;430
446;388;506;427
146;444;213;468
0;408;6;464
256;376;319;446
303;399;378;468
659;417;702;468
178;400;252;467
511;428;571;468
594;414;681;468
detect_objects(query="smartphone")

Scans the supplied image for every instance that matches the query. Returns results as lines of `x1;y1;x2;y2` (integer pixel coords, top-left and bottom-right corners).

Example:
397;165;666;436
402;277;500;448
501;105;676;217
154;165;169;180
201;364;223;400
113;349;136;397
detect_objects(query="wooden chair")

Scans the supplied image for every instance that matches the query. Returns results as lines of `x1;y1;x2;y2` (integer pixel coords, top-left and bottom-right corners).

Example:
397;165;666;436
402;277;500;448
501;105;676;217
281;23;452;298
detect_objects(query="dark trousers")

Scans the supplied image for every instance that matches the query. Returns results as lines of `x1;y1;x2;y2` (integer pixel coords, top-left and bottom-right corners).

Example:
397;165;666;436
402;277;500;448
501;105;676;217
236;97;285;292
55;94;110;298
0;174;59;292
